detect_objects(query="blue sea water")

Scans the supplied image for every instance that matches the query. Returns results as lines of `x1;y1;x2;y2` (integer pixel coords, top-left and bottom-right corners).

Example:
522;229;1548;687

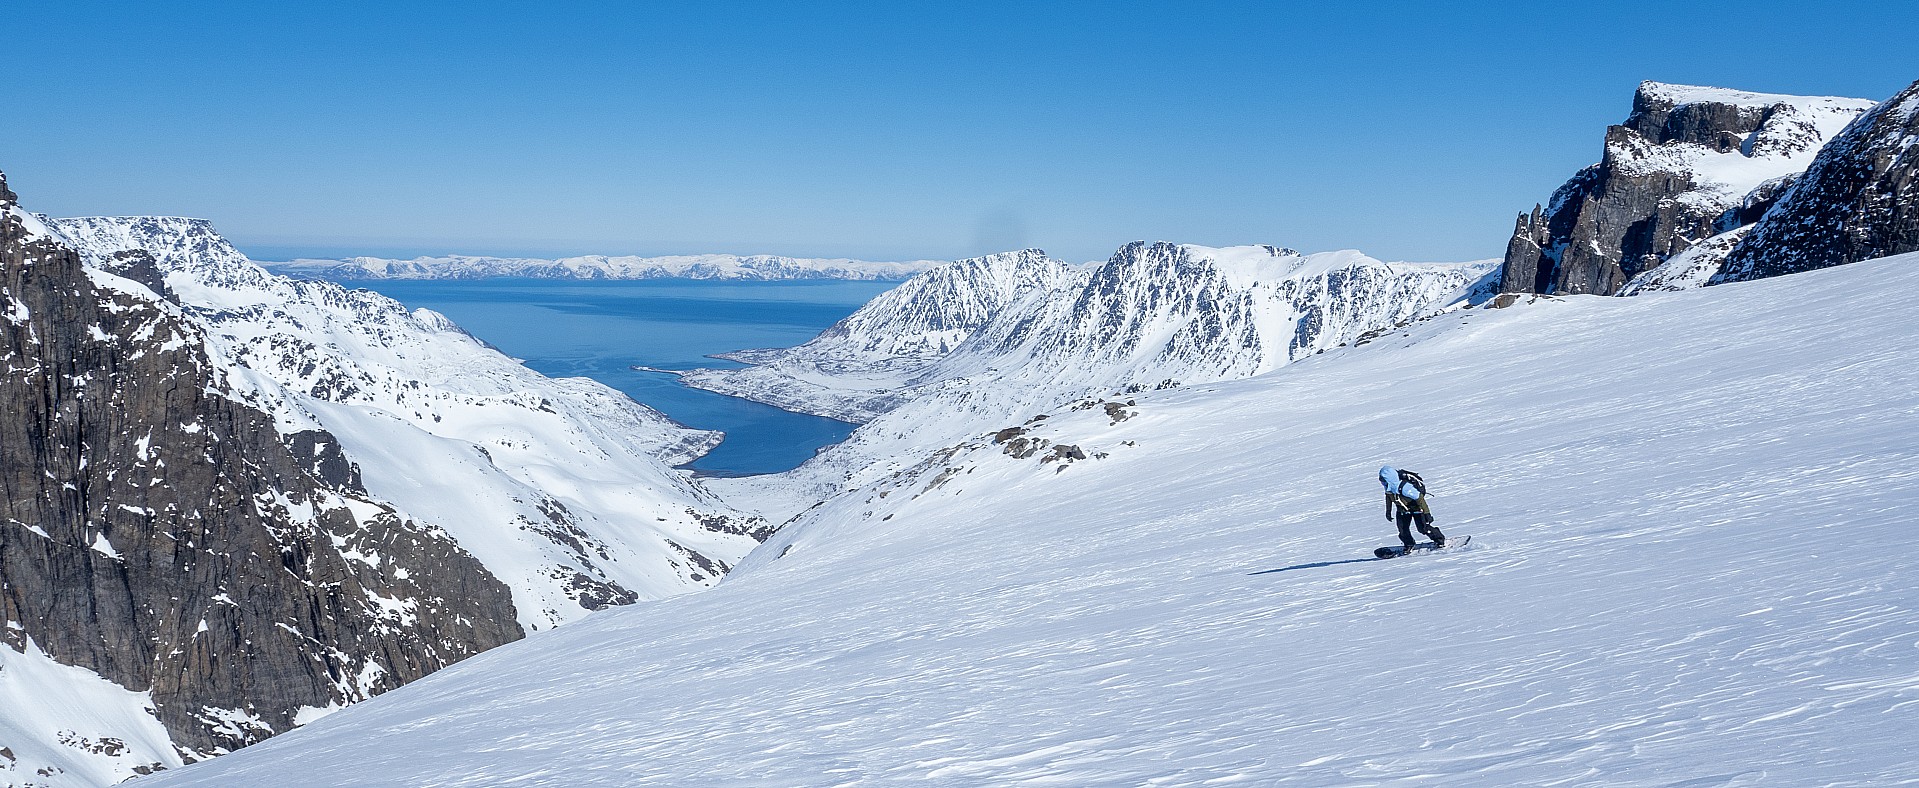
348;279;897;476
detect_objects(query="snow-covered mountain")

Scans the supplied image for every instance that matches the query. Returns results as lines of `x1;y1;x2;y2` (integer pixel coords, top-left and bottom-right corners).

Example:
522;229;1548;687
697;242;1493;518
1500;81;1876;296
1;174;520;784
41;216;766;632
1714;78;1919;282
0;200;772;783
145;248;1919;787
682;248;1080;422
264;252;943;281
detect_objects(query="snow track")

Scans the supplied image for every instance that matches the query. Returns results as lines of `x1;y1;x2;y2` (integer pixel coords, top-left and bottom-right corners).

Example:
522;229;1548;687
149;253;1919;786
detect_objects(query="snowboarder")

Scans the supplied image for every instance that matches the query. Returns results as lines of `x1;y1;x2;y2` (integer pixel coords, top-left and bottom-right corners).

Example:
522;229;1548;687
1379;465;1445;551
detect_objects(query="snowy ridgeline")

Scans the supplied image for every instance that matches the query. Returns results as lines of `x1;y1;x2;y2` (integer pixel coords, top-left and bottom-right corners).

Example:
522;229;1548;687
690;242;1495;518
42;217;766;630
1614;81;1873;205
262;252;944;281
1612;82;1890;294
147;252;1919;786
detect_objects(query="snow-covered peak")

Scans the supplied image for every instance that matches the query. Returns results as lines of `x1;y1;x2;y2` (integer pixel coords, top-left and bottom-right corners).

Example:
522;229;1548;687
1612;84;1875;203
1635;81;1876;113
818;248;1075;358
695;239;1493;518
674;249;1074;424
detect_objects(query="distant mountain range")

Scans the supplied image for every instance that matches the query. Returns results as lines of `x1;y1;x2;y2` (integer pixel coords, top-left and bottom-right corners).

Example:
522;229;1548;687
262;253;945;281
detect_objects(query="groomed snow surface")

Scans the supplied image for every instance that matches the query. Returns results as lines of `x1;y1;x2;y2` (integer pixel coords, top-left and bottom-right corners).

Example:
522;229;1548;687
148;254;1918;786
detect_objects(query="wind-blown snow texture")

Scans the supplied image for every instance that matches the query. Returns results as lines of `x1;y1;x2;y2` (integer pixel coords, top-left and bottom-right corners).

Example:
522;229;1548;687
264;253;942;281
42;217;765;631
699;242;1492;519
149;252;1919;786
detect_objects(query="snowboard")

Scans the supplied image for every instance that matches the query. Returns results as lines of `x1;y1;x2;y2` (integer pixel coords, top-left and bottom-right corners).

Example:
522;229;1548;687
1374;534;1470;559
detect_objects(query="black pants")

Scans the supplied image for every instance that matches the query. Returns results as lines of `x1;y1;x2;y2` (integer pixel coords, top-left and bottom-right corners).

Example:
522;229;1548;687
1397;511;1445;548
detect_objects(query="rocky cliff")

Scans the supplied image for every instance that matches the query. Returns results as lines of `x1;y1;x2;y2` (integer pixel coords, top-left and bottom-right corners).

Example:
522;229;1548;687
1498;82;1874;296
1714;79;1919;282
39;215;765;632
0;172;520;782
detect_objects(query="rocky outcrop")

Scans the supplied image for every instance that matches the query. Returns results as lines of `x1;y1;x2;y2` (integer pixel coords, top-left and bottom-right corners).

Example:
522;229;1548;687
1498;82;1875;296
0;173;520;769
1715;79;1919;282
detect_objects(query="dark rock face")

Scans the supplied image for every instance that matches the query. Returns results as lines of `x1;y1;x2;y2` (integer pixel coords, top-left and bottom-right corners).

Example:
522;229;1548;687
0;173;521;760
1497;82;1872;296
1716;80;1919;282
1622;89;1770;150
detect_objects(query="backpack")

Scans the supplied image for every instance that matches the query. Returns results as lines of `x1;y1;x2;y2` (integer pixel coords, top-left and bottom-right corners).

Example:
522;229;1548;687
1397;469;1428;498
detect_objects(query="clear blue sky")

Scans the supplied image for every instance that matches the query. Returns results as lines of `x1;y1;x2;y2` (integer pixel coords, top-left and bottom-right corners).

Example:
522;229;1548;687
6;1;1915;263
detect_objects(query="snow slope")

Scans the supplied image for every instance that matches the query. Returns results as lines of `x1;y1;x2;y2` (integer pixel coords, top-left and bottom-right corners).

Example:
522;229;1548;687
264;253;942;282
145;250;1919;785
0;637;180;786
42;217;765;631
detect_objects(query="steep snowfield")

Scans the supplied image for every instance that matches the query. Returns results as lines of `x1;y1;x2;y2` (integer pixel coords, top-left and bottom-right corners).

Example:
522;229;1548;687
0;638;180;786
42;217;765;630
1619;225;1753;295
264;252;942;281
706;242;1492;520
146;250;1919;785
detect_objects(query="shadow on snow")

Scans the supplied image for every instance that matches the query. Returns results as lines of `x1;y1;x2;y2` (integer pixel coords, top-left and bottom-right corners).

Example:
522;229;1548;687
1248;556;1380;575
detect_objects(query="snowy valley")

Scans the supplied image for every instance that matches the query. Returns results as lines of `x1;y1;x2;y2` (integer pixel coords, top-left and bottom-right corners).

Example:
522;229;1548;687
144;248;1919;786
2;73;1915;787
